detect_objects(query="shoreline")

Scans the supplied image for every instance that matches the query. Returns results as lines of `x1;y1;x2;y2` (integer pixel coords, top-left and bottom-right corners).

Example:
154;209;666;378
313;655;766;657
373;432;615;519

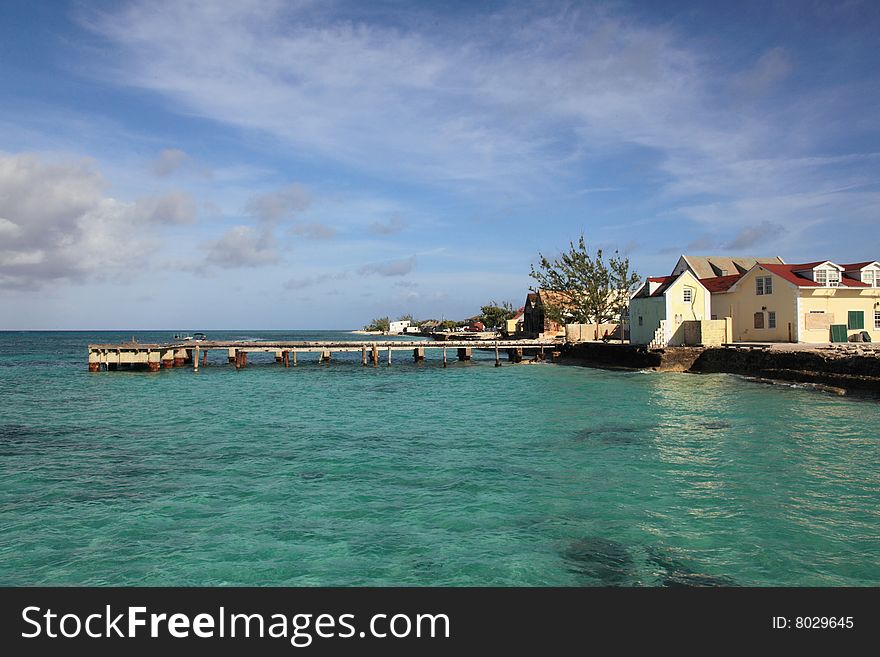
558;341;880;397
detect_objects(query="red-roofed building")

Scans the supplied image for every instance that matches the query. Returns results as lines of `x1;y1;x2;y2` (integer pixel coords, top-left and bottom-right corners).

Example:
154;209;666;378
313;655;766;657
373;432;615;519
709;260;880;343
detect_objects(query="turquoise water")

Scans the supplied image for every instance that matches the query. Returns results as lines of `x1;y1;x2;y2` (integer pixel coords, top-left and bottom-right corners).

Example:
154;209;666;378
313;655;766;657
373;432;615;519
1;330;878;586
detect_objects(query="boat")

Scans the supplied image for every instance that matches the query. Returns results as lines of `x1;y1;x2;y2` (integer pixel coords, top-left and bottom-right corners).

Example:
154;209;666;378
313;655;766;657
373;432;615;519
174;332;207;341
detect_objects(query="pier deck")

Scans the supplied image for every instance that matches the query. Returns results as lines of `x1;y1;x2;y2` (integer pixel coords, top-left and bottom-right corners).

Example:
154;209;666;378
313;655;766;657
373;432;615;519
87;339;561;371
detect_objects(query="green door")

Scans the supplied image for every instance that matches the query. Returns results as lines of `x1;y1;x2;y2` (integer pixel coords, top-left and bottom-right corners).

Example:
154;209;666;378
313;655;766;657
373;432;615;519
830;324;848;343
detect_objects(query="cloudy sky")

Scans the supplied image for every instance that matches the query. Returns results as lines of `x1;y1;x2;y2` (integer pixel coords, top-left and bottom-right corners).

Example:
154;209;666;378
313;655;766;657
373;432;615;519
1;0;879;329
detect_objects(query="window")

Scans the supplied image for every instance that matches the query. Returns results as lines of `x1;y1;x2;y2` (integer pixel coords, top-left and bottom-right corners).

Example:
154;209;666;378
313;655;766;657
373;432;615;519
875;310;880;330
756;276;772;295
638;316;643;326
815;268;840;286
754;312;764;329
768;311;776;329
848;310;864;330
863;270;879;287
683;288;693;303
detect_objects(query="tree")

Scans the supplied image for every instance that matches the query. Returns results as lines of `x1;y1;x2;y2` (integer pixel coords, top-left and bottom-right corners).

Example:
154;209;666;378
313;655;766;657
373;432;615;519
363;316;390;332
609;251;641;342
529;235;638;329
480;300;517;329
397;314;414;323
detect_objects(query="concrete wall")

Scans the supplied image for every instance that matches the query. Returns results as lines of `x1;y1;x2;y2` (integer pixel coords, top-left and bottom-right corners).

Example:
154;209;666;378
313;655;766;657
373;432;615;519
565;322;620;342
677;319;730;346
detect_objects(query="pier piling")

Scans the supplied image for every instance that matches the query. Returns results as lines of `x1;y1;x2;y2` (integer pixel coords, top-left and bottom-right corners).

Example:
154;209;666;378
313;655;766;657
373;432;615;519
442;346;447;368
495;342;501;367
413;347;425;362
457;347;472;362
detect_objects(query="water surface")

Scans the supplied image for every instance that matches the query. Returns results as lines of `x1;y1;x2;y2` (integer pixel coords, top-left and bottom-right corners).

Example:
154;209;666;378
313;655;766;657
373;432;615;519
1;331;878;585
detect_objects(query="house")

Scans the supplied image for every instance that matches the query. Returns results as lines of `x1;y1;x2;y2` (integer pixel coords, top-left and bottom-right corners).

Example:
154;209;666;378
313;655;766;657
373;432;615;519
504;307;525;336
671;255;785;279
629;270;717;346
522;290;571;338
388;320;410;334
708;260;880;343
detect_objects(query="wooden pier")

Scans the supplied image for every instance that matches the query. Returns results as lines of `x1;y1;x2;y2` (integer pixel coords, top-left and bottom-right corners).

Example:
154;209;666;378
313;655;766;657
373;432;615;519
86;340;561;372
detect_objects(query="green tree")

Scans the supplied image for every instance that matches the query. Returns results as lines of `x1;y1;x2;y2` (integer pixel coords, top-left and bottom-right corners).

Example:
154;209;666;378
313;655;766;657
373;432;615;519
363;316;390;332
609;250;641;342
530;235;637;328
480;300;517;329
397;313;414;323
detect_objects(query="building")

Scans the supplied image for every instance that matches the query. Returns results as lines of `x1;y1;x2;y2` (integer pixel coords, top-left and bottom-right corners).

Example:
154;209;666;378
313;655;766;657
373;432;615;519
522;290;571;338
708;260;880;343
388;320;410;334
504;307;525;336
671;255;785;279
629;270;720;346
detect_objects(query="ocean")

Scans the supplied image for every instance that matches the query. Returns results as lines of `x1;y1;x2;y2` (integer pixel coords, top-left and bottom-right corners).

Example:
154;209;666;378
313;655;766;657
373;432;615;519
1;330;878;586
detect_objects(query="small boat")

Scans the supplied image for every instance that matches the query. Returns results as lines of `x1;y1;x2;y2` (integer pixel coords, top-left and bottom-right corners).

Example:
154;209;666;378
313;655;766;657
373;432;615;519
174;332;207;341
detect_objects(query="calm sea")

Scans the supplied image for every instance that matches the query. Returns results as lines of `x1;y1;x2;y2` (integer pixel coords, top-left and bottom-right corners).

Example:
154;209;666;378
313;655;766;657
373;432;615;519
1;330;878;586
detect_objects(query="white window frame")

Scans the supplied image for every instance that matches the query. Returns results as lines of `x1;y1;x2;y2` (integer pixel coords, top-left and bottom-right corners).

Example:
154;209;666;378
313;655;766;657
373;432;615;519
815;269;827;285
756;276;772;295
827;270;840;287
768;311;776;329
875;310;880;330
683;288;693;303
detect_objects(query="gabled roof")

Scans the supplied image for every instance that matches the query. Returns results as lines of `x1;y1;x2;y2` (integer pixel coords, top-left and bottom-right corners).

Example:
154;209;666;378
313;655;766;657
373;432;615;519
759;263;869;288
633;275;673;299
678;255;785;279
840;261;880;271
649;275;679;297
699;274;742;293
791;260;843;272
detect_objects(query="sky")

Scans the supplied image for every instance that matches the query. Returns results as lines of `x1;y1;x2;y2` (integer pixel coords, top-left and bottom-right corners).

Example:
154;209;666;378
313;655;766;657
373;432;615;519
1;0;879;329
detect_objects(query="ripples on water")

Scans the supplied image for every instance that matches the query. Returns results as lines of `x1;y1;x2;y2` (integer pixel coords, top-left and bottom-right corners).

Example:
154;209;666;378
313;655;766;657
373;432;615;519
0;331;878;586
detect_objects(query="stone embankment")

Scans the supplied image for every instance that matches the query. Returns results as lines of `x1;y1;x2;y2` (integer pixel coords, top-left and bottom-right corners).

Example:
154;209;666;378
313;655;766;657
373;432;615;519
560;342;880;395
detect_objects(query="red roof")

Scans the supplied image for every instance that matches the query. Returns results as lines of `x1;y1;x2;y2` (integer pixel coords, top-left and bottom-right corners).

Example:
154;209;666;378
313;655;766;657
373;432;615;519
759;263;868;288
650;275;680;297
699;274;742;293
840;261;878;271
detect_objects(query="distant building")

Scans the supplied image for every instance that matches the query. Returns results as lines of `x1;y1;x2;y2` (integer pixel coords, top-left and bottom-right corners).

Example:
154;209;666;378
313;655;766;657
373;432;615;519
388;320;410;334
522;290;571;338
505;307;525;335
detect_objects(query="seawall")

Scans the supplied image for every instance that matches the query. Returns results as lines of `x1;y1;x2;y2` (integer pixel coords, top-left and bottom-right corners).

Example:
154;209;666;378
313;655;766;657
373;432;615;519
559;342;880;396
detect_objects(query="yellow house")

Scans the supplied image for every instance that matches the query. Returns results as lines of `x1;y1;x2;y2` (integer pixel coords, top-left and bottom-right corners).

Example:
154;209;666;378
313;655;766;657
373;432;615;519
708;260;880;343
629;270;713;346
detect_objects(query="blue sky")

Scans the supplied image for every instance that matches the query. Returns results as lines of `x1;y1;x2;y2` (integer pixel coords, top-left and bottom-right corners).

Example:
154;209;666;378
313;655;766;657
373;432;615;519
1;0;878;329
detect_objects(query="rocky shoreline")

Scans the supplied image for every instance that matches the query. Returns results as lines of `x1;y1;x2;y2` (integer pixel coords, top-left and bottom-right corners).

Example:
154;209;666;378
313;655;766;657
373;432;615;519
559;342;880;396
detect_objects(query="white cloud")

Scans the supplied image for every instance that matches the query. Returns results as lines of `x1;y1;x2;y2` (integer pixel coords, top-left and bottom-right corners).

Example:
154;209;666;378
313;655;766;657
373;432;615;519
358;255;416;277
0;152;192;289
151;147;189;177
204;225;279;268
368;214;406;235
246;183;311;224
